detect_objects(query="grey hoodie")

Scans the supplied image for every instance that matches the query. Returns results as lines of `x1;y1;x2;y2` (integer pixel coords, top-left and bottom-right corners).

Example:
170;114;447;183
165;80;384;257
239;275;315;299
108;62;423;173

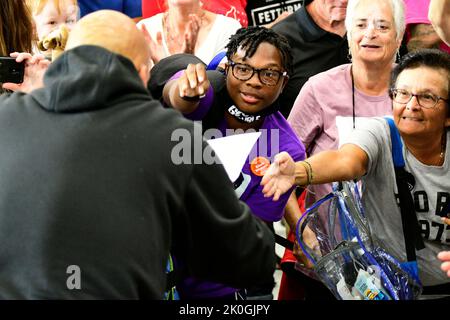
0;45;275;299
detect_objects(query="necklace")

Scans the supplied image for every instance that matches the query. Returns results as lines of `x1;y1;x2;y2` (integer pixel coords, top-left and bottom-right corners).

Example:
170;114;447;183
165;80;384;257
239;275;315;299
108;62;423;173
163;12;183;46
227;105;263;124
406;133;446;167
350;64;356;129
440;132;446;160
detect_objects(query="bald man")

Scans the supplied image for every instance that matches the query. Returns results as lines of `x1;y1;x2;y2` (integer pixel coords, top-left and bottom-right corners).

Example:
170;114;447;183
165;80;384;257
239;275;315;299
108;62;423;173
0;10;275;299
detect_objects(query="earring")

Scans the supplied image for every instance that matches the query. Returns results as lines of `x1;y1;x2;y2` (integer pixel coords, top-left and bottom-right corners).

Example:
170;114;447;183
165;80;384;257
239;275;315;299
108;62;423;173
347;49;352;62
396;50;401;63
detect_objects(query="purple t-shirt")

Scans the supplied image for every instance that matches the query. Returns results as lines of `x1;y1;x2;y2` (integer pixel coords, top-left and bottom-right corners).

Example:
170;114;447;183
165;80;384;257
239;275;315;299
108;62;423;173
176;74;305;298
216;113;304;221
173;71;305;220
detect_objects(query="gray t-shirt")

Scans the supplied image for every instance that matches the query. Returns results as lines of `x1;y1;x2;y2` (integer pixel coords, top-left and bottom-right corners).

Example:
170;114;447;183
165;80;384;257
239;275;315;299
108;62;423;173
344;117;450;287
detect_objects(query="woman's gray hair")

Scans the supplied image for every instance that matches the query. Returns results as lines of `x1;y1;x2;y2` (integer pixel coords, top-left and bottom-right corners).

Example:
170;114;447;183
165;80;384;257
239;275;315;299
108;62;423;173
345;0;405;42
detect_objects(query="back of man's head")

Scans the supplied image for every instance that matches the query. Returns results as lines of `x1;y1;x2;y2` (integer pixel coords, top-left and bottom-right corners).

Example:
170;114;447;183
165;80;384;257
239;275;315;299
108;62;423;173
66;10;150;70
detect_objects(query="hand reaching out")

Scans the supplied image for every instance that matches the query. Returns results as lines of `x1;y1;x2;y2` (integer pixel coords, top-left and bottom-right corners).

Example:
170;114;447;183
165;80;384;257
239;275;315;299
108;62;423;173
261;152;296;201
178;63;210;99
2;52;50;93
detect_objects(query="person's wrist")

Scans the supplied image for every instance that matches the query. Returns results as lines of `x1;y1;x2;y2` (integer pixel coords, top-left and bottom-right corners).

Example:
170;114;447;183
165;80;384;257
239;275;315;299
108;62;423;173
294;170;304;186
297;160;313;186
180;93;205;102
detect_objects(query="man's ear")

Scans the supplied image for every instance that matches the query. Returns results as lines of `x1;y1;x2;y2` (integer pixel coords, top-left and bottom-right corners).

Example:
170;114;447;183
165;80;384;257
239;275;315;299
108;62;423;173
138;63;150;87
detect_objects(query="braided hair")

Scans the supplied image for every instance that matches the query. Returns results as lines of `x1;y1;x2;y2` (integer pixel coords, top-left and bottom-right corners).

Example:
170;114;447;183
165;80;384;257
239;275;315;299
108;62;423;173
225;26;293;76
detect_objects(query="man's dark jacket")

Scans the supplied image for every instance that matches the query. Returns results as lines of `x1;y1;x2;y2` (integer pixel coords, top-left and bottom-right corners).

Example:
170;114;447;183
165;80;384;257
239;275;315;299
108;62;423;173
0;45;275;299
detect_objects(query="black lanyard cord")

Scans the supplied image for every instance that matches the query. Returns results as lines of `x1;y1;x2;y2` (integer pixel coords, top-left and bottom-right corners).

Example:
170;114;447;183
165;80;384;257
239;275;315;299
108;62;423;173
350;64;356;129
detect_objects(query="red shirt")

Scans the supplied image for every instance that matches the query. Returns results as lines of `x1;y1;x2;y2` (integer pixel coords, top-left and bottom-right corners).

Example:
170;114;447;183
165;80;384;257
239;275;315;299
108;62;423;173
141;0;248;26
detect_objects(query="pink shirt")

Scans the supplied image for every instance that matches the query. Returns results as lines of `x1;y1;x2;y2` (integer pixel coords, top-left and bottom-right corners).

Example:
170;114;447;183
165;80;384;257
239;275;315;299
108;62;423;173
287;64;392;210
404;0;431;25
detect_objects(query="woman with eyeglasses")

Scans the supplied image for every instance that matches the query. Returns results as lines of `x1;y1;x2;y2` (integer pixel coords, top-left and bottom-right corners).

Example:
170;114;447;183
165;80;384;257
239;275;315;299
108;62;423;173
152;26;305;300
262;49;450;298
281;0;405;278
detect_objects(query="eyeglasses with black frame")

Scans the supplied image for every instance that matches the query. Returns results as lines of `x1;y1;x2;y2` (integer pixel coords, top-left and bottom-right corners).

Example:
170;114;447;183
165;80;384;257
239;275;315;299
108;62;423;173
390;88;449;109
227;60;288;86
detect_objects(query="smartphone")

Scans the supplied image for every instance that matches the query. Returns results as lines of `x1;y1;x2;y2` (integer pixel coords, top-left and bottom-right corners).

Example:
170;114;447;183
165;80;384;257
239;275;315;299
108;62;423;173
0;57;24;84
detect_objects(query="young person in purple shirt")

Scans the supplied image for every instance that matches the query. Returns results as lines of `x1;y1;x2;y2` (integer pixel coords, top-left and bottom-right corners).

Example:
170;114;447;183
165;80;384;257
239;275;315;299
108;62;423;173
154;26;305;299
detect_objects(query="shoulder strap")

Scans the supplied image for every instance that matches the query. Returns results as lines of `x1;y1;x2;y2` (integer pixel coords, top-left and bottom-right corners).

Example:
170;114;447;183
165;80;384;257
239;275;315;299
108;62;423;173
207;51;227;71
386;117;405;167
385;117;425;262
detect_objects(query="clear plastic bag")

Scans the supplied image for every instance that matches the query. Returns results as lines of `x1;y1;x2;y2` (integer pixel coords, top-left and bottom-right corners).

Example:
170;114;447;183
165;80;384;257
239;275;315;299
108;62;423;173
296;181;422;300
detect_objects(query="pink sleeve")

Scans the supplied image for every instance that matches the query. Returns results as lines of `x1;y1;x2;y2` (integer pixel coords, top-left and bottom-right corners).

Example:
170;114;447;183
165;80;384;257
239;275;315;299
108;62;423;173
287;80;323;155
404;0;431;25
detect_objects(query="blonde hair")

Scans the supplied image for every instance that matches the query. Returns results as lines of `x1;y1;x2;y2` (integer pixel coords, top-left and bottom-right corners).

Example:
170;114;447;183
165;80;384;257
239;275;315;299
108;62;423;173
27;0;78;15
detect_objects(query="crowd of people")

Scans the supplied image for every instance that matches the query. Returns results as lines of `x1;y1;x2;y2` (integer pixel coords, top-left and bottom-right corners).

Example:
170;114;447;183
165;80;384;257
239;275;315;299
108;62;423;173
0;0;448;300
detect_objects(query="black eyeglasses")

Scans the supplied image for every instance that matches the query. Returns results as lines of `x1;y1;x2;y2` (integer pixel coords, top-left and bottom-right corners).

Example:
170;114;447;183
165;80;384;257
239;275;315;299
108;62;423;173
227;60;287;86
390;88;449;109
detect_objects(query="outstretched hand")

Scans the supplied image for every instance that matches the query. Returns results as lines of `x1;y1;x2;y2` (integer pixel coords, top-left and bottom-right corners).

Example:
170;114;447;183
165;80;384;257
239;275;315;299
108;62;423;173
261;152;296;201
2;52;50;93
178;63;210;99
